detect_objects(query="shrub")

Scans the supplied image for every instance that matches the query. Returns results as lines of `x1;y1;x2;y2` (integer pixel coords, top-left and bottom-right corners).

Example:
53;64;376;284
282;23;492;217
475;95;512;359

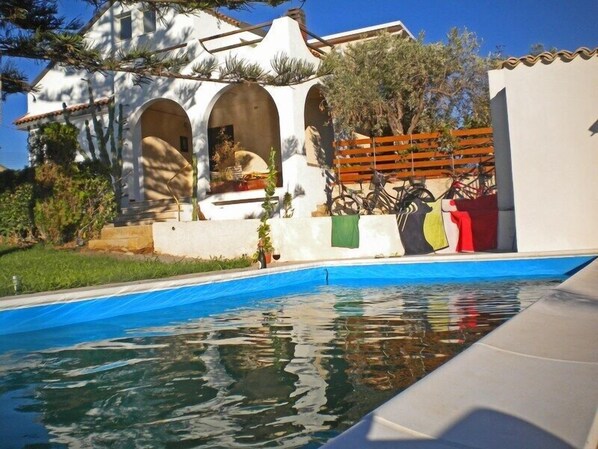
29;122;80;167
0;167;34;193
0;183;35;241
33;163;116;244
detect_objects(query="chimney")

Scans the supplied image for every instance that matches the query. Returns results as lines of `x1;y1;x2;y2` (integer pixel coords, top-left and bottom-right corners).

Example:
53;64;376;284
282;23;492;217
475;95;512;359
286;8;307;40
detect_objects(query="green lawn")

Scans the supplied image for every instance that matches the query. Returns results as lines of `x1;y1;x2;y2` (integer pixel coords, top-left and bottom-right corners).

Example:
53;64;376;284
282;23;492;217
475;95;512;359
0;244;252;297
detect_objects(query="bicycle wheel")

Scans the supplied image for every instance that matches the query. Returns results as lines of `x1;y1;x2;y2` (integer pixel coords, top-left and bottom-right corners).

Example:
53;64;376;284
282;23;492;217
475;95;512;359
396;188;435;213
330;195;360;215
449;187;473;200
365;191;391;214
413;188;435;202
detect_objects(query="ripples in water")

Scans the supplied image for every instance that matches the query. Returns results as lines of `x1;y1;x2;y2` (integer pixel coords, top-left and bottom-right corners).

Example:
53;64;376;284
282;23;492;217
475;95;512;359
0;279;558;448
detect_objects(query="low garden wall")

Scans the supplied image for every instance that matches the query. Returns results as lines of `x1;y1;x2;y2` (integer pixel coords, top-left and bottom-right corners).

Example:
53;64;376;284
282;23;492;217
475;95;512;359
153;216;404;262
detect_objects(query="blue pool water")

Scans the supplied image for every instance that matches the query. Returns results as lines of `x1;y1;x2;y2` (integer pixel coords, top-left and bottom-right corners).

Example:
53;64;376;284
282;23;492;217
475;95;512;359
0;256;593;448
0;256;592;337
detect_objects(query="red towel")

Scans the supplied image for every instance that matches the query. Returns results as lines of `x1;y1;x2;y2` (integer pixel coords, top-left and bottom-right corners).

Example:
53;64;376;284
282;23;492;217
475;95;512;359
450;195;498;252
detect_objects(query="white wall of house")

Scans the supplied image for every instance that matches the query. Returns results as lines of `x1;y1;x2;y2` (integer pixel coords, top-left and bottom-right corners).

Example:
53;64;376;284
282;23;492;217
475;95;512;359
22;6;331;220
489;56;598;253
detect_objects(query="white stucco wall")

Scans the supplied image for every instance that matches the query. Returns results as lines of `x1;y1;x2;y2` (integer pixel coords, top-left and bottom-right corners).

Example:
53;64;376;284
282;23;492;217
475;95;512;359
23;8;332;218
153;215;405;261
489;56;598;253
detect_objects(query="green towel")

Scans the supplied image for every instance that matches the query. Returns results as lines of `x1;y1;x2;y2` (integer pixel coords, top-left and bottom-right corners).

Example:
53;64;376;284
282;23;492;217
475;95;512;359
331;215;360;248
423;199;449;251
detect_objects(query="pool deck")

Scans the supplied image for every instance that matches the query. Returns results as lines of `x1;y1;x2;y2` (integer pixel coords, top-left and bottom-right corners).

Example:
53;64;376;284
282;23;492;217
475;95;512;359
1;250;597;448
322;257;598;449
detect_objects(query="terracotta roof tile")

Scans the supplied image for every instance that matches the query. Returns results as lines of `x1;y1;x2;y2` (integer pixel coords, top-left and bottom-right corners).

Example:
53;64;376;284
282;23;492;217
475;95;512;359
501;47;598;69
14;97;113;126
204;9;244;28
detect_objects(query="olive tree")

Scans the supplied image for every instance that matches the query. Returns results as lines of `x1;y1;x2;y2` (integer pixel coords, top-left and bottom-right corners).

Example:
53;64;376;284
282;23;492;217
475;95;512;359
319;28;495;137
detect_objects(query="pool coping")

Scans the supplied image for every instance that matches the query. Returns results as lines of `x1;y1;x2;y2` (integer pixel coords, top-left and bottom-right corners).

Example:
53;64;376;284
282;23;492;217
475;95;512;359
2;249;596;312
322;256;598;449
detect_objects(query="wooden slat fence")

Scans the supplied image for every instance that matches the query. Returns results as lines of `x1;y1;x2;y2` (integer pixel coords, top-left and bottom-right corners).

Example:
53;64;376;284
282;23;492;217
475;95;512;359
333;127;494;184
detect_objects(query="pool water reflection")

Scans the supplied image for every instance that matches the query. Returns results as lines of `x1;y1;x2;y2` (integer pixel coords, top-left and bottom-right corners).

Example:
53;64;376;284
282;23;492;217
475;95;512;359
0;279;559;448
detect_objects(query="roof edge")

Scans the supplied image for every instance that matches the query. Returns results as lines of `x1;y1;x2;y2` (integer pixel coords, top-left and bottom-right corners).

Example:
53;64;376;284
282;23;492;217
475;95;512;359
14;97;113;128
308;20;414;47
501;47;598;69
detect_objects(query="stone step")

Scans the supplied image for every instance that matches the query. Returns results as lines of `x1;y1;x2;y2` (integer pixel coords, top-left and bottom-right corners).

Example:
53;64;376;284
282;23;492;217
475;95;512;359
87;236;153;253
113;217;165;227
114;210;177;226
122;203;179;214
100;224;153;240
88;224;154;253
123;198;190;212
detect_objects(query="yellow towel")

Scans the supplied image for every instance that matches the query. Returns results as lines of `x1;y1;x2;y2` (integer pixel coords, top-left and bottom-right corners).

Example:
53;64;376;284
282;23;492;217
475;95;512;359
423;199;448;251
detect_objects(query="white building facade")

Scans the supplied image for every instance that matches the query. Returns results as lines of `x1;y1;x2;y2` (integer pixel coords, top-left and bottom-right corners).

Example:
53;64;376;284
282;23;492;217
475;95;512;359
489;48;598;253
16;3;411;221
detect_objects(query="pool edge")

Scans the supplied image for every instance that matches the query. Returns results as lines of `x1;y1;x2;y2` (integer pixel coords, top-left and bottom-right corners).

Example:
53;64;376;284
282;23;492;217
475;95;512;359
321;257;598;449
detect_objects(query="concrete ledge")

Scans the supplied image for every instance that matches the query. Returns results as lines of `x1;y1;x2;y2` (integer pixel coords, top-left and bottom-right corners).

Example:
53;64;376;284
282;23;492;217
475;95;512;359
323;259;598;449
153;216;405;261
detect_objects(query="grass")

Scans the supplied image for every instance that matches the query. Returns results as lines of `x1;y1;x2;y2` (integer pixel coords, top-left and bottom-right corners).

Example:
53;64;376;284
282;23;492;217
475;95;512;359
0;244;252;297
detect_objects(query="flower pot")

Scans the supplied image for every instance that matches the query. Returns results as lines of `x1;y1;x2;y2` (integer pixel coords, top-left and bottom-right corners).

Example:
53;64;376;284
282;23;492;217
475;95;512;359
245;179;267;191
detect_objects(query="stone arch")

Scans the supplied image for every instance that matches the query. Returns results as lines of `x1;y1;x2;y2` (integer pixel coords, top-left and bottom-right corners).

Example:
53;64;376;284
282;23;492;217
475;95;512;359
304;85;334;168
207;83;282;192
139;99;193;201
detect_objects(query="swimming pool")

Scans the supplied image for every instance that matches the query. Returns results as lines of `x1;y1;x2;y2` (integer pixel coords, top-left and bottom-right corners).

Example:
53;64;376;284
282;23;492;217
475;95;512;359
0;254;592;336
0;255;594;448
0;278;561;448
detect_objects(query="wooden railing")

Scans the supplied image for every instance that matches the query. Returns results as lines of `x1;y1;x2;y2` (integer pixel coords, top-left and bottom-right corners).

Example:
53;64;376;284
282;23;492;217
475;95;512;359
333;127;494;184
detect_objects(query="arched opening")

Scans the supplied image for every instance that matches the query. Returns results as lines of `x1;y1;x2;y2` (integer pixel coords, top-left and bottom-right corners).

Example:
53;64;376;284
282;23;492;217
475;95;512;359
140;99;193;201
304;85;334;168
207;84;282;193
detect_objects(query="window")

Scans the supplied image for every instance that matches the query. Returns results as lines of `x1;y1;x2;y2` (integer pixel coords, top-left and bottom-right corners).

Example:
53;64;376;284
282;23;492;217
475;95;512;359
180;136;189;153
143;9;156;34
119;12;132;40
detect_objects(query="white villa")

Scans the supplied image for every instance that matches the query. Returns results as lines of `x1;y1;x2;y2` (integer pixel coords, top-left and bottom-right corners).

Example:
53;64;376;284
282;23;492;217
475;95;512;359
15;3;412;221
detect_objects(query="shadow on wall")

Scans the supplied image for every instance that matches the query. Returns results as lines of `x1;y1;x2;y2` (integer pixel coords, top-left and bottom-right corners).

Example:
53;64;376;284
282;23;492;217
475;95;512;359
142;136;192;200
328;408;577;448
589;118;598;136
282;135;301;162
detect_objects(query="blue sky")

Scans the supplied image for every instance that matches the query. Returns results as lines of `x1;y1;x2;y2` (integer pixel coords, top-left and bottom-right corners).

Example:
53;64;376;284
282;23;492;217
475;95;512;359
1;0;597;169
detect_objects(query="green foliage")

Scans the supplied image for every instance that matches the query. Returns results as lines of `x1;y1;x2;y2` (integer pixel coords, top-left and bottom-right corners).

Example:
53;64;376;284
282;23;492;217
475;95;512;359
0;167;34;192
268;53;316;85
256;148;278;258
191;56;218;79
33;163;116;244
0;163;115;245
28;122;81;166
321;29;493;136
0;183;35;241
0;244;252;297
219;55;266;82
212;129;243;177
437;124;459;154
282;191;294;218
80;80;126;213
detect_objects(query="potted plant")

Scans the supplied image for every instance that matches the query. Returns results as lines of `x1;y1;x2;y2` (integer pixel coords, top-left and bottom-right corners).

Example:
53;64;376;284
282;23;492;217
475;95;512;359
255;148;277;264
211;130;244;193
